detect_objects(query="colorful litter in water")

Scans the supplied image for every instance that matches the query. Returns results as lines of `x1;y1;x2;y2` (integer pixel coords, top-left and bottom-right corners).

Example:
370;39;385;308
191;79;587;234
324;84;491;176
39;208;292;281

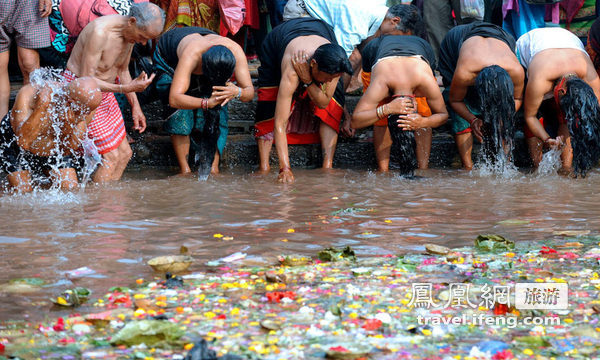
2;234;600;359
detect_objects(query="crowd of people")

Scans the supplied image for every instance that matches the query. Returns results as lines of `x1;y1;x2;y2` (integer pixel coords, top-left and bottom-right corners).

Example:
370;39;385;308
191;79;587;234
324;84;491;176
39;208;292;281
1;0;600;192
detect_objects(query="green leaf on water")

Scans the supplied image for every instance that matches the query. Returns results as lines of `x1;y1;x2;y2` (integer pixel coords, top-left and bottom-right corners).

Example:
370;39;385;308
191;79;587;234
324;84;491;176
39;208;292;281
475;234;515;253
497;219;531;226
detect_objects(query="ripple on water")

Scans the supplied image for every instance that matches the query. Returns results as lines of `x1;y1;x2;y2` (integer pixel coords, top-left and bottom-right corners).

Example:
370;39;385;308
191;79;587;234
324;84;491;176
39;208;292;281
0;236;30;244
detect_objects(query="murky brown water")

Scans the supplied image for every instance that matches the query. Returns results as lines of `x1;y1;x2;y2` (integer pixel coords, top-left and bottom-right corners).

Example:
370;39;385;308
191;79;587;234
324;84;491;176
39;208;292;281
1;167;599;322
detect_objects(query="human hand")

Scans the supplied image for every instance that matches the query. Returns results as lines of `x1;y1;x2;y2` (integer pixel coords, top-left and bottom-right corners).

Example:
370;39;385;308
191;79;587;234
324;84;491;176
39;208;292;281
35;87;53;106
212;82;241;106
291;50;312;85
277;167;295;184
387;96;416;115
39;0;51;17
544;136;565;150
397;113;424;131
470;117;484;143
132;106;146;133
341;111;355;138
126;72;155;93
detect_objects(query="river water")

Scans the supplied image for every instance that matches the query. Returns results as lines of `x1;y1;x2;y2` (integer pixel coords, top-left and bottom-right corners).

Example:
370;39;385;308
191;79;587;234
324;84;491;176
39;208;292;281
1;167;599;321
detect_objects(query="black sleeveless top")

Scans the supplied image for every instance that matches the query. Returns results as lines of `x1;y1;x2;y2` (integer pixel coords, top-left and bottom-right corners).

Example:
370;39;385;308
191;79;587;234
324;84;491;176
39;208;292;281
157;26;217;69
361;35;436;73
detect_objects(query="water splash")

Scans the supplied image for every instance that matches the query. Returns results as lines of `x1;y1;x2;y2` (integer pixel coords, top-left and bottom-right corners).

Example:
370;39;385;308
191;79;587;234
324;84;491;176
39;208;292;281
536;149;562;176
81;137;102;184
0;187;84;207
6;67;94;192
476;151;520;179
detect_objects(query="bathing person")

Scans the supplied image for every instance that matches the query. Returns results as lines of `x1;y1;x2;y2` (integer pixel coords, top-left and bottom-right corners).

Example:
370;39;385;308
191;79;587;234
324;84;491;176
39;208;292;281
356;4;435;172
517;27;600;176
0;76;102;193
439;22;523;170
153;26;254;176
254;17;352;183
352;34;448;173
65;2;165;182
0;0;51;119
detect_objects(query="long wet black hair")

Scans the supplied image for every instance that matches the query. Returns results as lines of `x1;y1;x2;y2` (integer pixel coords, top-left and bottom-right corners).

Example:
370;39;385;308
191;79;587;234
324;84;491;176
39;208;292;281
190;45;236;177
311;43;353;75
475;65;515;162
559;77;600;177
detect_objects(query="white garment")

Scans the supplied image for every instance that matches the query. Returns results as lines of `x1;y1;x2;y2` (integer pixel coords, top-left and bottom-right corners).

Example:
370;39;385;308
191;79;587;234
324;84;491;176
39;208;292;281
516;27;588;70
302;0;389;57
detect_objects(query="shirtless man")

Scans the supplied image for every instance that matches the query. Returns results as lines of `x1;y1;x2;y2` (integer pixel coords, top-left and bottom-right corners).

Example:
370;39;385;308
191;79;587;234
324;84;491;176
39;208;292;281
253;18;352;183
0;75;102;192
66;2;165;182
517;27;600;176
352;35;448;173
153;26;254;176
439;22;524;170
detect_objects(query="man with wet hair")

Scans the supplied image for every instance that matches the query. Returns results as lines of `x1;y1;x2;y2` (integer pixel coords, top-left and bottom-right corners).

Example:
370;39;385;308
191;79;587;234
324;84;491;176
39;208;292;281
65;2;165;182
253;18;353;183
439;22;524;170
517;27;600;177
153;26;254;177
352;34;448;174
0;74;102;193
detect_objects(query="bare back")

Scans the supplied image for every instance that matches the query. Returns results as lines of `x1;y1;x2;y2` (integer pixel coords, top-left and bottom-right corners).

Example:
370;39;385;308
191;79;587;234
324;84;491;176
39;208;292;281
455;36;524;92
372;57;435;97
524;48;600;121
67;15;133;83
281;35;330;76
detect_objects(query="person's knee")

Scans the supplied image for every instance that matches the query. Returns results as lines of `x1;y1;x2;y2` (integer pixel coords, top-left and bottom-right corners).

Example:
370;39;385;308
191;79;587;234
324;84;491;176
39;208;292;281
18;55;39;76
0;51;9;69
121;144;133;162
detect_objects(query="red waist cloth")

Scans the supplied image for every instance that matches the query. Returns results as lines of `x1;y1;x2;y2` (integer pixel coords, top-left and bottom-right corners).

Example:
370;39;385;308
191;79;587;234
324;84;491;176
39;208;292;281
254;87;343;145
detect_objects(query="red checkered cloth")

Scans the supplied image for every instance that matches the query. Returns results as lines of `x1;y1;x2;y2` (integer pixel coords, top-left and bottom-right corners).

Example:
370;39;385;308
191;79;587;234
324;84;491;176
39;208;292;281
0;0;50;52
62;70;126;155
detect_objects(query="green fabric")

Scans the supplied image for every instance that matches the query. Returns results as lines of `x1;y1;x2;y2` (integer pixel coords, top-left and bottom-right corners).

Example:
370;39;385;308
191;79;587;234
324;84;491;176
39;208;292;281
443;88;482;134
164;106;229;155
560;0;596;41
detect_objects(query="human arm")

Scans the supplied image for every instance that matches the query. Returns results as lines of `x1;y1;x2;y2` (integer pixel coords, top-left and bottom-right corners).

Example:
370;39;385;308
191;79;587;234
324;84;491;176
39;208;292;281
118;64;147;133
342;48;363;92
397;76;448;131
212;43;254;105
274;68;300;183
341;106;355;137
291;50;338;109
12;87;52;151
511;65;525;111
168;50;223;110
523;76;563;148
448;69;484;142
39;0;51;17
351;77;414;129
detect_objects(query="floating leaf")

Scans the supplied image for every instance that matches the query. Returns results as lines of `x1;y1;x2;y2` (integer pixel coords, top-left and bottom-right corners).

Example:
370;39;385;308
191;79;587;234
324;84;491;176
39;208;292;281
475;234;515;253
318;246;356;262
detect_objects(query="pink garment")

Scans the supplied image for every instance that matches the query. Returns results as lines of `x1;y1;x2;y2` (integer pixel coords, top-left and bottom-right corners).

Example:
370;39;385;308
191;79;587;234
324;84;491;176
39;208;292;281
60;0;148;38
504;0;561;24
502;0;518;18
545;3;560;24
